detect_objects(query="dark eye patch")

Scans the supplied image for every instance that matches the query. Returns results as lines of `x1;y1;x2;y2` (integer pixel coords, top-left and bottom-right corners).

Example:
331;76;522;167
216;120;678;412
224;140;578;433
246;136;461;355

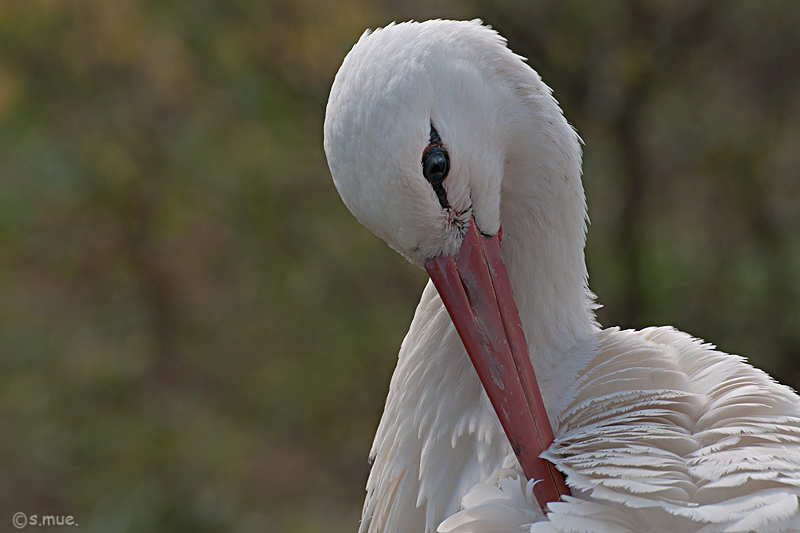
422;124;450;208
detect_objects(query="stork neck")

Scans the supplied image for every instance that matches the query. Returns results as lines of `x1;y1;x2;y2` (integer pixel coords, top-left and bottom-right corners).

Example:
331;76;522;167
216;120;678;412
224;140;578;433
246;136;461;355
497;98;597;409
503;215;596;393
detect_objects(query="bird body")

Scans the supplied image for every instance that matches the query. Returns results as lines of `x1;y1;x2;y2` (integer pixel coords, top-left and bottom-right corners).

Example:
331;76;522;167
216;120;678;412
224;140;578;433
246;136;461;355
442;325;800;532
324;19;800;532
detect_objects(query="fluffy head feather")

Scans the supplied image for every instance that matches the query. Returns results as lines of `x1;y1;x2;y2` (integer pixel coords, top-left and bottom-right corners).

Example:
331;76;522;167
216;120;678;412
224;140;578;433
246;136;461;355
324;19;579;266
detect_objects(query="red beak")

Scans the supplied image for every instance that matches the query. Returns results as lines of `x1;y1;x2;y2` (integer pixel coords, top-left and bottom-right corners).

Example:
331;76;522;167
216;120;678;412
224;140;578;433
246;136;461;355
424;216;569;509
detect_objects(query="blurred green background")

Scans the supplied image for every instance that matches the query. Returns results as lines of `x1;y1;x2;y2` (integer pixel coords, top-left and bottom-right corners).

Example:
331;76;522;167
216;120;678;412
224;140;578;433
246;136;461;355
1;1;799;531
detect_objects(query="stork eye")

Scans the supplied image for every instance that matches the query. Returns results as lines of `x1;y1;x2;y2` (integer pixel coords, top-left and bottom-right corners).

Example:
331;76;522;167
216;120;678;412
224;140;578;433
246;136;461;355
422;141;450;209
422;145;449;185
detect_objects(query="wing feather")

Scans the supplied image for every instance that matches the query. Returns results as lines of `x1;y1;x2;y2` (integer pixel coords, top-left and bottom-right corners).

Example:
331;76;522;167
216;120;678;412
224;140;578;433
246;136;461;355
443;326;800;532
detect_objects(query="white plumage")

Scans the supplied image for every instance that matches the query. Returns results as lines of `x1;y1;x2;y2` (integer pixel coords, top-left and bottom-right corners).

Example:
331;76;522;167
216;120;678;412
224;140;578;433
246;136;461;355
443;326;800;532
323;19;800;533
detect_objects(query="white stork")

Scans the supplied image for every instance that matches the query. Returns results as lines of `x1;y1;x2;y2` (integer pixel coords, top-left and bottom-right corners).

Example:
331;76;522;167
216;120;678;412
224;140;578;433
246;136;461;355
323;19;800;533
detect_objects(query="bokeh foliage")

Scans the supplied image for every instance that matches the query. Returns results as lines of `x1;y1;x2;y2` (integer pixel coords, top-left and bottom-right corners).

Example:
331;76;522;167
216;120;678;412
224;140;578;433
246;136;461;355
0;1;798;532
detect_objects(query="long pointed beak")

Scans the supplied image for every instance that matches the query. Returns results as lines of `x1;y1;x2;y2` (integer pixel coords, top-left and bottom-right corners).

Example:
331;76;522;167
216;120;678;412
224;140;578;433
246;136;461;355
424;216;569;509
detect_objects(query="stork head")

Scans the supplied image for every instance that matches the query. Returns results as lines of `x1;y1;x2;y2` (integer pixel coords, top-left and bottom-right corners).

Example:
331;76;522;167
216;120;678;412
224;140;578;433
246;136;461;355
323;19;517;264
323;19;572;507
